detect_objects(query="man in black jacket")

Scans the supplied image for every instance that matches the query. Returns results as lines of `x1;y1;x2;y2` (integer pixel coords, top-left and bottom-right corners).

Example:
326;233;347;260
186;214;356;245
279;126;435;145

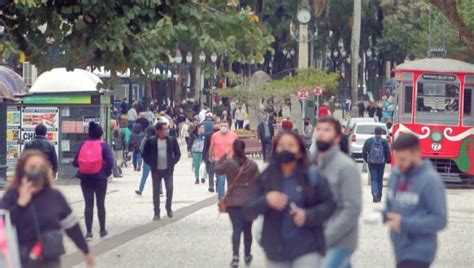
362;126;391;203
257;115;274;162
202;122;220;193
142;122;181;221
24;124;58;176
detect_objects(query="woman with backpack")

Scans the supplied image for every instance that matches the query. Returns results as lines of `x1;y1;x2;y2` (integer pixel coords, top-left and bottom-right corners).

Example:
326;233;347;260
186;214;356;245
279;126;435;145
189;124;206;184
2;150;94;268
243;132;336;268
129;123;145;172
73;122;114;240
215;139;260;268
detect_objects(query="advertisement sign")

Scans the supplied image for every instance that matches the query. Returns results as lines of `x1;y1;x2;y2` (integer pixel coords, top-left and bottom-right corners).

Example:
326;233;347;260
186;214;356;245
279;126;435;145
21;107;60;156
7;107;22;170
22;95;91;105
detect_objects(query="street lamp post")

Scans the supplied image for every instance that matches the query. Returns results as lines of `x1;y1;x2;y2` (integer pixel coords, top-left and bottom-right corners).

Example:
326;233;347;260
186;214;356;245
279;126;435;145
185;51;193;99
210;52;218;112
175;49;183;102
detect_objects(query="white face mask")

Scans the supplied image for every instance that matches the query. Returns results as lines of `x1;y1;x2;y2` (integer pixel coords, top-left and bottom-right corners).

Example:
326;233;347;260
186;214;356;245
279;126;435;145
220;127;228;133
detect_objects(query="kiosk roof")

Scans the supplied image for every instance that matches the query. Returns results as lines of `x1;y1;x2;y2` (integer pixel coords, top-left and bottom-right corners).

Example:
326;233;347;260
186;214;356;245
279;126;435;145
395;58;474;74
30;68;103;93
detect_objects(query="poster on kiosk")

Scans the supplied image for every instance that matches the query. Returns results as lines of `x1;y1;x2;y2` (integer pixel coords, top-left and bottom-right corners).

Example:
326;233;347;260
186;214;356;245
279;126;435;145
20;107;60;156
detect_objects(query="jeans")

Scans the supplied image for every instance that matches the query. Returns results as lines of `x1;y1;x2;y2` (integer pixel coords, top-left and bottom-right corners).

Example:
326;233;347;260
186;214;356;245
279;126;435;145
236;120;244;129
138;163;151;192
151;169;173;216
132;152;143;170
216;174;226;200
206;161;215;190
227;207;253;256
369;163;385;199
322;248;352;268
267;253;322;268
192;152;203;180
397;260;430;268
81;179;108;233
261;138;272;162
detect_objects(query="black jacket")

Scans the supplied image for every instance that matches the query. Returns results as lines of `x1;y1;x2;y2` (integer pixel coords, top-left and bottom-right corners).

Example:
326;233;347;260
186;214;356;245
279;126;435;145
362;136;391;164
243;163;336;261
257;121;274;140
142;137;181;171
24;136;58;175
202;130;218;162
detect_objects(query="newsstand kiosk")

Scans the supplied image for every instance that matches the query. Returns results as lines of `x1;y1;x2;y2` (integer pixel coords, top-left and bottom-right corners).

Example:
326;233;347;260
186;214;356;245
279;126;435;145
7;68;112;180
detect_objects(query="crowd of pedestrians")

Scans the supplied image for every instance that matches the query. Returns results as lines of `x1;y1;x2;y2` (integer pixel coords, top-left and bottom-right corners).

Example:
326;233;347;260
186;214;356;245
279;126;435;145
0;96;448;268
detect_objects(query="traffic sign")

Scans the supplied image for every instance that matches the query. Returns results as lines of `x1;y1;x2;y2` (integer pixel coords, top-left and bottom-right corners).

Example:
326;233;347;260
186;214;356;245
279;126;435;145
314;86;323;96
296;89;309;100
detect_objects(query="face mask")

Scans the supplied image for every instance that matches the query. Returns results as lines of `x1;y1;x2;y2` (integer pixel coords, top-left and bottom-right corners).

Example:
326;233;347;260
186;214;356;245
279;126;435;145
304;122;309;126
274;150;297;164
25;169;47;188
162;130;170;137
316;140;332;152
220;127;228;133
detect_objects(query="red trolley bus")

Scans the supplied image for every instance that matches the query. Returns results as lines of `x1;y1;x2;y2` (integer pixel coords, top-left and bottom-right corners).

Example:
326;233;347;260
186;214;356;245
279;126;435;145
392;58;474;184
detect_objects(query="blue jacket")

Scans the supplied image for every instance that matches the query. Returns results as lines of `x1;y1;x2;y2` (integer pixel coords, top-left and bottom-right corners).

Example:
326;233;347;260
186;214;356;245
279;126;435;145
73;141;114;181
257;121;274;140
384;160;447;264
202;119;214;135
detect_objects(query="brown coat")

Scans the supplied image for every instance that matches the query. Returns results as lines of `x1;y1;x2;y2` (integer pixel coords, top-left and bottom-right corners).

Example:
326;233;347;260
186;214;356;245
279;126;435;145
215;157;260;207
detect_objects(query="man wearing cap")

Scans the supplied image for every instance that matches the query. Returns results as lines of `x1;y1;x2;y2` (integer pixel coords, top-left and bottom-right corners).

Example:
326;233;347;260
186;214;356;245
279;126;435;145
203;112;215;134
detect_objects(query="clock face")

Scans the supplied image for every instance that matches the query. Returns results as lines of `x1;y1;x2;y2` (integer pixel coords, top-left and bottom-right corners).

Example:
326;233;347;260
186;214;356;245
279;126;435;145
297;9;311;24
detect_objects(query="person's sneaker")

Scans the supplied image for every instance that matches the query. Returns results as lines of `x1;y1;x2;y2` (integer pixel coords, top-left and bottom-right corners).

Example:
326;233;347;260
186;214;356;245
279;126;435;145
195;179;199;184
167;210;173;218
153;215;161;221
137;168;141;172
85;233;93;241
201;179;205;184
230;255;239;268
208;188;215;193
244;255;253;265
135;190;142;196
372;195;378;203
100;230;108;238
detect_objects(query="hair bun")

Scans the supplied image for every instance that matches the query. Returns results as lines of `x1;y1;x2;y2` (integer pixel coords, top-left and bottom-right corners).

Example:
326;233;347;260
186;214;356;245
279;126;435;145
89;121;97;128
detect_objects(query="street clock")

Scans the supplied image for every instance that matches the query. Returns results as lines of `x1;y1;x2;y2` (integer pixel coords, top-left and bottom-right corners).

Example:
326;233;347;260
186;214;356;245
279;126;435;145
297;8;311;24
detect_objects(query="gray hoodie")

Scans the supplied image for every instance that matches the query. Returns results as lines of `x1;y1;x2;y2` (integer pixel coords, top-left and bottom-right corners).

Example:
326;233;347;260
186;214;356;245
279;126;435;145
318;146;362;252
385;160;447;264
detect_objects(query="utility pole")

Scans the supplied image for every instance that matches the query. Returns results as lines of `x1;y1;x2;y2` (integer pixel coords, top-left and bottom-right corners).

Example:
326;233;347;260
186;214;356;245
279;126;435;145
350;0;362;116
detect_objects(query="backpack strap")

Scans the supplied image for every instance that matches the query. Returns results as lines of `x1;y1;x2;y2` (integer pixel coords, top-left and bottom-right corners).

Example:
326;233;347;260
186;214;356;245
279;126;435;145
307;164;320;186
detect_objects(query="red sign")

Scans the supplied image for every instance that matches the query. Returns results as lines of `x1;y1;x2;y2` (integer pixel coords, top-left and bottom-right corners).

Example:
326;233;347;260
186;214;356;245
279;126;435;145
296;89;309;100
314;86;323;96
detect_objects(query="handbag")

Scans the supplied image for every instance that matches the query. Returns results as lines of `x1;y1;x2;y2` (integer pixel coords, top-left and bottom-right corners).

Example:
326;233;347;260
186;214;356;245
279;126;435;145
31;204;65;260
218;160;249;213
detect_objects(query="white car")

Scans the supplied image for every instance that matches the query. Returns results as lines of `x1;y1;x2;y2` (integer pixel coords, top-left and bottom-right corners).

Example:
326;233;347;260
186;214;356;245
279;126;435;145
343;117;376;135
349;122;388;159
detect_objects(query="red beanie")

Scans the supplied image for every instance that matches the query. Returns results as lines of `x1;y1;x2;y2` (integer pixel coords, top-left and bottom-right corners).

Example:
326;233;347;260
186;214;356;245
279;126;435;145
281;119;293;130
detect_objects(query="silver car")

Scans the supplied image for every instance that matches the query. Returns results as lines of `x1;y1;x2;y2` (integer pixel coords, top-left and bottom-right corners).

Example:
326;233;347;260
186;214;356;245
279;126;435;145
349;122;388;159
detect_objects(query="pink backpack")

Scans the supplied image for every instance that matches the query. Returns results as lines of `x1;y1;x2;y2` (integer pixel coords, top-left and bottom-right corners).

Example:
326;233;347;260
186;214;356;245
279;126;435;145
78;140;103;174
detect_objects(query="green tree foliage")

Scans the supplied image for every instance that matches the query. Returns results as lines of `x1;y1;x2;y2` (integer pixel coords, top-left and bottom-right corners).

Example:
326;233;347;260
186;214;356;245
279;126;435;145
220;68;339;108
3;0;273;79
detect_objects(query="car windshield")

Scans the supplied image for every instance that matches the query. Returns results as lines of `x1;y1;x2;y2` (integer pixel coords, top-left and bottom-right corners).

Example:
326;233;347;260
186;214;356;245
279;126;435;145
356;125;387;135
349;118;374;128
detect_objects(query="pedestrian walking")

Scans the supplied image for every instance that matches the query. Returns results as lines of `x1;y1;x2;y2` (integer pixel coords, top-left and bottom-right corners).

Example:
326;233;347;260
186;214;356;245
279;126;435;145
73;122;114;240
221;110;232;129
136;113;150;132
318;103;329;118
328;96;336;116
128;123;145;172
376;100;383;122
362;127;391;203
189;124;206;184
367;102;376;118
203;122;221;193
358;101;365;117
112;121;125;170
144;104;157;125
302;117;314;149
257;114;274;162
234;105;245;129
215;140;260;268
142;122;181;221
243;132;336;268
1;150;94;268
23;124;58;177
135;126;156;196
209;120;238;200
120;98;128;115
314;116;362;268
119;119;132;168
203;113;215;134
384;134;447;268
127;103;138;129
199;103;210;122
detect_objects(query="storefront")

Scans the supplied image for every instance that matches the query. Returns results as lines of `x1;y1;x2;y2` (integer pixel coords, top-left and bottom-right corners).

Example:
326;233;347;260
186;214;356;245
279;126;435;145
6;68;112;180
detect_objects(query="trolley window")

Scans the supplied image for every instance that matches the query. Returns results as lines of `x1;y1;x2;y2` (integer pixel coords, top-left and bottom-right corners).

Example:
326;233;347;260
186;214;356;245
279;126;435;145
415;79;460;125
404;85;413;114
464;88;474;126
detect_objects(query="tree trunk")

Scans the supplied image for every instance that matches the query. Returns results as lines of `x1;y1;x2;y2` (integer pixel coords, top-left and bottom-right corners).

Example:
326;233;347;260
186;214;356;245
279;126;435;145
430;0;474;55
351;0;362;116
